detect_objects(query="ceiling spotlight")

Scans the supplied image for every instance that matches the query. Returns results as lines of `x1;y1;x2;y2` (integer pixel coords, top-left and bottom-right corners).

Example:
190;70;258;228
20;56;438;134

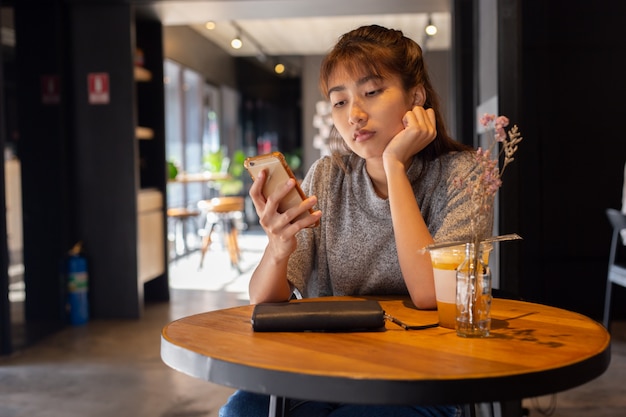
205;21;216;30
274;63;285;74
425;16;438;37
231;35;243;50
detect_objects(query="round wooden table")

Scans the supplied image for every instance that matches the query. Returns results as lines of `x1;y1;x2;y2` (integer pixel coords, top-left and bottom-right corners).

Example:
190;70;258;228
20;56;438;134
161;296;610;414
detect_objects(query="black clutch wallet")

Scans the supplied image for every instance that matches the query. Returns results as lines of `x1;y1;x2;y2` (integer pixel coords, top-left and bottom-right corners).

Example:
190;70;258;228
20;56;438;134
251;300;386;332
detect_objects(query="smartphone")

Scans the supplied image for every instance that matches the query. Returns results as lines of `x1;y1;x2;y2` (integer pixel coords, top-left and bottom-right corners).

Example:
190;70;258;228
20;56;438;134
244;152;318;226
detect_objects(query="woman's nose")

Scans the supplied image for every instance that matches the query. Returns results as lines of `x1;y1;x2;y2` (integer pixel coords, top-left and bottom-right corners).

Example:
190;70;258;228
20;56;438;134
348;101;367;126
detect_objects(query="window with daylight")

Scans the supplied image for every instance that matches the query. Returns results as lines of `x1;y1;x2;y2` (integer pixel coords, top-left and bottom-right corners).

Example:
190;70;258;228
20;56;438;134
164;59;222;209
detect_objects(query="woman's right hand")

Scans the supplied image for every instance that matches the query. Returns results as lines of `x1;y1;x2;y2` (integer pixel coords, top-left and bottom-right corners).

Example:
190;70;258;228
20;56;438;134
249;169;321;261
383;106;437;169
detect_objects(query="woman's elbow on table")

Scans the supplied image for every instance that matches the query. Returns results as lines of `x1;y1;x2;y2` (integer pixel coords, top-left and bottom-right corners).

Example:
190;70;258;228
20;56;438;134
410;293;437;310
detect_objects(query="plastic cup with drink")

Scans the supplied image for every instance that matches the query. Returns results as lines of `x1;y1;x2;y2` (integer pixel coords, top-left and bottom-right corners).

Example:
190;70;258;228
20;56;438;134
429;244;466;329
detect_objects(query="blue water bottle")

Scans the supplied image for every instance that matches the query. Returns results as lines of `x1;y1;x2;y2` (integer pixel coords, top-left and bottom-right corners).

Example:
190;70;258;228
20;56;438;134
67;242;89;325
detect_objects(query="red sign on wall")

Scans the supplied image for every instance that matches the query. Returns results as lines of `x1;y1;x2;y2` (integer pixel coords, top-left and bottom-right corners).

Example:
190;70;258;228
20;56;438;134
41;75;61;105
88;72;110;105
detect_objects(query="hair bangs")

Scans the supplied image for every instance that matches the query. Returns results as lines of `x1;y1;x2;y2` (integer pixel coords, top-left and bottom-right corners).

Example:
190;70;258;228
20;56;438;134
320;41;396;98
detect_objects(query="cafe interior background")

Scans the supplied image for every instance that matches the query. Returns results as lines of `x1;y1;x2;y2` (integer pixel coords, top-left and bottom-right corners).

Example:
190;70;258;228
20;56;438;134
1;0;626;356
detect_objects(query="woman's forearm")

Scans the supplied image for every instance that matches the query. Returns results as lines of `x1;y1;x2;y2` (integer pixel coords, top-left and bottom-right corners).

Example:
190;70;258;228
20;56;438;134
385;160;436;309
248;248;293;304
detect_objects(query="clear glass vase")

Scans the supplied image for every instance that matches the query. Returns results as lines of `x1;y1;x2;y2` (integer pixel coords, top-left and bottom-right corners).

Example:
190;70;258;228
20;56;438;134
455;242;492;337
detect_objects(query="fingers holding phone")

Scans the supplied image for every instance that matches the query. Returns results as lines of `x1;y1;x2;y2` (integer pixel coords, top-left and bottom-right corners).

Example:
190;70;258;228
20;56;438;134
245;152;320;228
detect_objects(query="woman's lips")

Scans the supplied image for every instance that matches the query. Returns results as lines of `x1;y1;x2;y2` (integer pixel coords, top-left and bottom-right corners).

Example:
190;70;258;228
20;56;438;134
354;130;374;142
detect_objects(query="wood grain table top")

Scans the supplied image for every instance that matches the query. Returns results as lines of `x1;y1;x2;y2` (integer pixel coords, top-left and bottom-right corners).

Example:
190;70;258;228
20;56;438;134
161;296;610;405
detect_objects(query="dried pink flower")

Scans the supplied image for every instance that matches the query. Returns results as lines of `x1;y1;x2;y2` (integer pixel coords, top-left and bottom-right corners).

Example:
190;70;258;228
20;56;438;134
456;114;523;240
479;113;496;127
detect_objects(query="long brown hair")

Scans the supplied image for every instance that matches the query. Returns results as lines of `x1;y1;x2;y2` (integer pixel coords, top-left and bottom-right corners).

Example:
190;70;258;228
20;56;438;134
319;25;470;171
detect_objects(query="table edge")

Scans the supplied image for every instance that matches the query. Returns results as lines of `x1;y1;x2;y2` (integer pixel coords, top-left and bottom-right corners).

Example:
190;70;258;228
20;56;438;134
160;325;611;405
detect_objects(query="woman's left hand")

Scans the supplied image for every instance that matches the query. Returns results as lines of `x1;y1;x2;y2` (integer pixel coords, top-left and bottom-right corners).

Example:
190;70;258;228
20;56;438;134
383;106;437;165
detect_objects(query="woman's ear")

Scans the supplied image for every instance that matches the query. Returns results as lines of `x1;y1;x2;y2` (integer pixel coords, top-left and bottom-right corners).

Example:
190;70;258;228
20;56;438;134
412;85;426;106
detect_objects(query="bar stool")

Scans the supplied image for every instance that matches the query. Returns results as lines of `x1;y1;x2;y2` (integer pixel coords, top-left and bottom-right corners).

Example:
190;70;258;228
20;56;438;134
167;207;201;258
197;196;245;271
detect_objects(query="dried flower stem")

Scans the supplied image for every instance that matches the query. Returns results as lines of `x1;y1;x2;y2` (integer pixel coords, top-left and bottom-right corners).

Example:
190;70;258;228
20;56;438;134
455;114;523;242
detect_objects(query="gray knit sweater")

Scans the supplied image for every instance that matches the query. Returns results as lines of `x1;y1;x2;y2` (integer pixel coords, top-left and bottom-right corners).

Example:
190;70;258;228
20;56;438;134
287;152;492;298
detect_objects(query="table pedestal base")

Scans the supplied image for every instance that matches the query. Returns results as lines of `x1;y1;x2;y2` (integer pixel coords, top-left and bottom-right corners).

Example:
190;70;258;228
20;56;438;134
269;395;286;417
266;397;522;417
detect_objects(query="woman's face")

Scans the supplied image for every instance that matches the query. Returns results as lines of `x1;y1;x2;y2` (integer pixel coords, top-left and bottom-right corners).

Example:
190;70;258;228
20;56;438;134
327;66;414;160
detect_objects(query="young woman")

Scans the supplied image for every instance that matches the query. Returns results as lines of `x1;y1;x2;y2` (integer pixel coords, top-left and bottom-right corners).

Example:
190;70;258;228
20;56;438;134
219;24;490;417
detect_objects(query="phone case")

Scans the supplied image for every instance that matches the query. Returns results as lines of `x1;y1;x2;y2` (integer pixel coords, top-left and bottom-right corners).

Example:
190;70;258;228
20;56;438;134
244;152;317;226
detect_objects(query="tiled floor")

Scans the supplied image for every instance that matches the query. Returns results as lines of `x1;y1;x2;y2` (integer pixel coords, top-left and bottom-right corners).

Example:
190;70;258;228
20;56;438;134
1;228;625;417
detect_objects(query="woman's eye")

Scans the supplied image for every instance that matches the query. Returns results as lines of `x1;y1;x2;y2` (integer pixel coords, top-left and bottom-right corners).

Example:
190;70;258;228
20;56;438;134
332;100;346;108
366;89;382;97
